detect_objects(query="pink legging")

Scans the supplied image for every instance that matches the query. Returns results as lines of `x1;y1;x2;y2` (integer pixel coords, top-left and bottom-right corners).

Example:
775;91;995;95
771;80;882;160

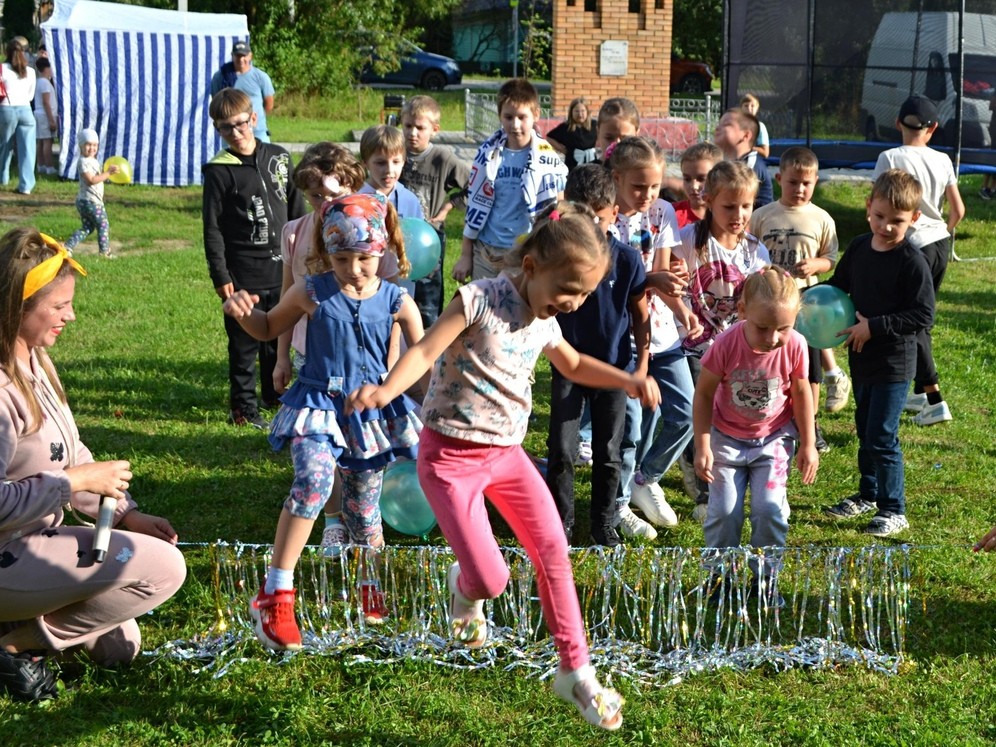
417;427;589;671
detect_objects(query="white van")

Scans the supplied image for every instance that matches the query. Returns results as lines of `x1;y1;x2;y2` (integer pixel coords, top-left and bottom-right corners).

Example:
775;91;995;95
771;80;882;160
860;11;996;147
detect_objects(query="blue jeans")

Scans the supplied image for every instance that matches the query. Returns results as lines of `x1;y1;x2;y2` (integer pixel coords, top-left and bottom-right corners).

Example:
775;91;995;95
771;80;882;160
637;348;695;483
853;380;909;516
617;348;695;509
0;104;36;193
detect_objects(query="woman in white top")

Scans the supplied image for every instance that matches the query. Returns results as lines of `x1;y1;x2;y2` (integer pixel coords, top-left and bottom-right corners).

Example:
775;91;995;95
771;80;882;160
0;39;37;194
33;57;58;175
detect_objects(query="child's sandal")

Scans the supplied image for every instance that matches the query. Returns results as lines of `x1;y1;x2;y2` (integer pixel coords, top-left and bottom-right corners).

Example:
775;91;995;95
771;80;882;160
553;664;624;731
447;562;487;648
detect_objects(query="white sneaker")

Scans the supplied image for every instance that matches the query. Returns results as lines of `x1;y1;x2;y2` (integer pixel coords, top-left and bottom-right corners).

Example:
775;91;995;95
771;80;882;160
691;502;709;525
863;513;910;537
904;392;928;413
824;371;851;413
617;506;658;539
629;476;678;527
912;401;953;426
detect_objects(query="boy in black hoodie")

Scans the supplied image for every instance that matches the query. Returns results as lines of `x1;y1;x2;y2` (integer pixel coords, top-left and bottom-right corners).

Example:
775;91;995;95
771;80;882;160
203;89;305;428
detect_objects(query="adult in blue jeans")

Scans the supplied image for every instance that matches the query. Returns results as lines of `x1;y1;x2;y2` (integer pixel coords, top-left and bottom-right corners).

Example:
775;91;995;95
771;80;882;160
0;39;36;195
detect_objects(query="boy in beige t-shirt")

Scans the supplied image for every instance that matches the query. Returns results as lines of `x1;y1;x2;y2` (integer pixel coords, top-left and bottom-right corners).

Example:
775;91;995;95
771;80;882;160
750;147;849;445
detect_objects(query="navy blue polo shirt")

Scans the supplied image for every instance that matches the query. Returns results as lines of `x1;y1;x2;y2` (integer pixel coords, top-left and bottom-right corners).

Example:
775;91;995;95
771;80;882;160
555;236;647;370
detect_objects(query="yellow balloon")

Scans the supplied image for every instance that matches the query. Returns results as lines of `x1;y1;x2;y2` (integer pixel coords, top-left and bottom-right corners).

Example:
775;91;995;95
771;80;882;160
103;156;132;185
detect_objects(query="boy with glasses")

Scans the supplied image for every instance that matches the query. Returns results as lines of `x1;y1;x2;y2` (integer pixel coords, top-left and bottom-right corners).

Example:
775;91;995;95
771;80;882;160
202;89;305;428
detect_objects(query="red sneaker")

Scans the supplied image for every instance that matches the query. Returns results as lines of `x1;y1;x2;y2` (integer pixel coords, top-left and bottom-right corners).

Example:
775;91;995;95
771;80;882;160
250;587;303;651
360;582;389;625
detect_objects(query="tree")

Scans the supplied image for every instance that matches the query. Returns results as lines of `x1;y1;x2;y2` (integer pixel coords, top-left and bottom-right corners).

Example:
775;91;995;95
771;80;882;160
671;0;722;74
120;0;461;94
3;0;39;46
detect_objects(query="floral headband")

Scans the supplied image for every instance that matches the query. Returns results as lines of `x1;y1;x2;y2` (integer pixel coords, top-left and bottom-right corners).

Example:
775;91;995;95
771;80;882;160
320;193;388;258
22;233;87;300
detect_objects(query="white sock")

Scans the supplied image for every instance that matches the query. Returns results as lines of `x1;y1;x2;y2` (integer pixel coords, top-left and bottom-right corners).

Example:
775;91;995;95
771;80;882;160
265;566;295;594
825;367;842;379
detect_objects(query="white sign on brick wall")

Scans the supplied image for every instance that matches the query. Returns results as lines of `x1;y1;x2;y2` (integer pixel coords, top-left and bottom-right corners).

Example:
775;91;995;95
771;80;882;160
600;40;629;77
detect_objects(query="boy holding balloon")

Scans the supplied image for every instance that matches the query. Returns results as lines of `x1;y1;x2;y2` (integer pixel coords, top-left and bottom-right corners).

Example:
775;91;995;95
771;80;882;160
822;169;934;537
64;128;121;258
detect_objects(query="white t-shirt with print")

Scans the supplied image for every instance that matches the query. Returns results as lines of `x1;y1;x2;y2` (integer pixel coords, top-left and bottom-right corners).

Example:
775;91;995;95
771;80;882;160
673;224;770;356
612;198;682;353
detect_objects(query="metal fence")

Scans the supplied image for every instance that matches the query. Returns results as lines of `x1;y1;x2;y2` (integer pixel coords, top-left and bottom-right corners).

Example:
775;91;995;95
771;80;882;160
464;89;721;144
464;90;553;142
669;93;722;140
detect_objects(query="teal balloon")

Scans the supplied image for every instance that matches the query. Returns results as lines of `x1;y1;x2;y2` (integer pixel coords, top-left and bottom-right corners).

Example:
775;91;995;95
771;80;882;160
380;460;436;537
400;218;442;281
795;285;856;349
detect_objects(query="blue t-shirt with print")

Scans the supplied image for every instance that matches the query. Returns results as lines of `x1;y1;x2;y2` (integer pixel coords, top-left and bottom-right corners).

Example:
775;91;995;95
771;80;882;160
477;147;531;248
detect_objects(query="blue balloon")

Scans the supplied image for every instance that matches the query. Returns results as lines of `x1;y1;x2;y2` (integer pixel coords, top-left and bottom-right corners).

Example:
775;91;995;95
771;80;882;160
380;460;436;537
400;218;442;281
795;285;856;349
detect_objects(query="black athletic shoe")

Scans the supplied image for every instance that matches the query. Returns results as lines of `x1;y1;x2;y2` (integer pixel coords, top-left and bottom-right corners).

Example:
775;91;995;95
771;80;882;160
229;407;268;430
590;525;621;548
0;650;58;702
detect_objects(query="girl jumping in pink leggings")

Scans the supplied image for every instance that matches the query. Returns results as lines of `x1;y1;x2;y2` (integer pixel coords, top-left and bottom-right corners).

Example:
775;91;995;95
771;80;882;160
348;201;660;731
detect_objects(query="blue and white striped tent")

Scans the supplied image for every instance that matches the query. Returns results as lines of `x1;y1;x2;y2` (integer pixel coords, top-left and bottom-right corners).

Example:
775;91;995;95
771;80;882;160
42;0;248;186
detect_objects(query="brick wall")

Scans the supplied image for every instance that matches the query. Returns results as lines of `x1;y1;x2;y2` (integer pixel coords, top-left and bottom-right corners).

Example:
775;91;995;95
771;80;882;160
551;0;673;118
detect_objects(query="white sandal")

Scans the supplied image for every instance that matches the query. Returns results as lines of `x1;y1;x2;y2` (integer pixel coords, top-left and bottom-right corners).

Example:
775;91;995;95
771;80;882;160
447;563;487;648
553;664;624;731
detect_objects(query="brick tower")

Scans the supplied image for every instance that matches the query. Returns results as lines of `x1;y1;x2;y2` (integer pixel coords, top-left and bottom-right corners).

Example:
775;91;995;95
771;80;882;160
550;0;674;118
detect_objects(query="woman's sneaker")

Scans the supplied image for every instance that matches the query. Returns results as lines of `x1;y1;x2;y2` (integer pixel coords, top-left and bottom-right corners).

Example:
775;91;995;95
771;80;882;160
574;440;593;466
0;650;58;702
824;495;877;519
250;587;303;650
864;513;909;537
903;392;928;413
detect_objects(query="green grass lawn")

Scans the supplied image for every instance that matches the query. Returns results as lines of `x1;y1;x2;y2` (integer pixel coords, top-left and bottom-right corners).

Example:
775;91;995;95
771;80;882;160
269;88;469;143
0;173;995;745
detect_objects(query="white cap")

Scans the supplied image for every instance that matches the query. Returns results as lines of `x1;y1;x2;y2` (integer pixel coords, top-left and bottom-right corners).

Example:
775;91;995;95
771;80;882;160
79;128;99;144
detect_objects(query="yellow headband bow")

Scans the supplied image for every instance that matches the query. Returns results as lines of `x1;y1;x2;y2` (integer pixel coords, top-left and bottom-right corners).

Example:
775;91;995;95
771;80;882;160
22;234;87;301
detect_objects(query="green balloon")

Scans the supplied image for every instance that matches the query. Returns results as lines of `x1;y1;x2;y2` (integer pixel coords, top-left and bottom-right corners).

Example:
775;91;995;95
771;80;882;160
380;460;437;537
795;285;856;349
400;218;442;281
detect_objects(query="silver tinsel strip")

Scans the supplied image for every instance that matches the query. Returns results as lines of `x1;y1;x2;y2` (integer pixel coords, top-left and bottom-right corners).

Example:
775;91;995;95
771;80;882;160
153;543;910;684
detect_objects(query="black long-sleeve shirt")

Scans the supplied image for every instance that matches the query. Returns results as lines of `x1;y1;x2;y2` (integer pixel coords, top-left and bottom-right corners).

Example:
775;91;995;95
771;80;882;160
202;142;305;291
826;233;934;383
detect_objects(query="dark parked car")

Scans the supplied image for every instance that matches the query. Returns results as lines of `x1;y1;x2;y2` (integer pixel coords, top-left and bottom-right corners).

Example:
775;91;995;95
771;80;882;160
670;56;715;94
359;41;463;91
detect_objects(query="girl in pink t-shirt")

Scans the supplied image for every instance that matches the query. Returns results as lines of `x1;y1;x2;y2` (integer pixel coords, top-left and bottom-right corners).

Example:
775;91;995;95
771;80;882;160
348;202;662;731
693;267;818;595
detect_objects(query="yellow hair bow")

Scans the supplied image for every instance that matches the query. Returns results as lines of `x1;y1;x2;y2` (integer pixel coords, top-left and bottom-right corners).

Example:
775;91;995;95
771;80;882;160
22;233;87;300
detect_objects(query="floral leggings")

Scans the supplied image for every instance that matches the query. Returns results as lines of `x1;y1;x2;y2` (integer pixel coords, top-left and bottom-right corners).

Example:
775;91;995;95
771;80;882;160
285;435;385;547
65;197;110;254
